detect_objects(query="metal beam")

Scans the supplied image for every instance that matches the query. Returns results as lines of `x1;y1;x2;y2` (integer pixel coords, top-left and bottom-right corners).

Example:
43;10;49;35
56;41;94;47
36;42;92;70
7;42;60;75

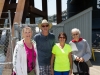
29;0;35;23
8;3;17;10
9;11;15;25
30;6;46;17
28;13;43;17
10;0;16;3
42;0;48;20
30;17;35;24
9;1;17;24
22;0;29;23
56;0;62;24
30;0;34;6
5;0;10;3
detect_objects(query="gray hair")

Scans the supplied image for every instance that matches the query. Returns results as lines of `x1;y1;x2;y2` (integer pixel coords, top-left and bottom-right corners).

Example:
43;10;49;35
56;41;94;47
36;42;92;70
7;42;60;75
71;28;81;34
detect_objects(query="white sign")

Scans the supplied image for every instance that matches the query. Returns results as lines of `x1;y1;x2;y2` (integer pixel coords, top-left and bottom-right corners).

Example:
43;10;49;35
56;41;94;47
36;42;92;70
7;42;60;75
97;0;100;9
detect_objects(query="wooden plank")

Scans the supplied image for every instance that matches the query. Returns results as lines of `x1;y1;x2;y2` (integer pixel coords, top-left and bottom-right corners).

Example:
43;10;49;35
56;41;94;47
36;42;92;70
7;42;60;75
12;0;26;38
0;0;5;18
13;0;26;24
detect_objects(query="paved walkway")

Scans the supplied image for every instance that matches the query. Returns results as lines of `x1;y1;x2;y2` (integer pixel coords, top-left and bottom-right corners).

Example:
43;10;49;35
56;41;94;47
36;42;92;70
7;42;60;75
89;50;100;75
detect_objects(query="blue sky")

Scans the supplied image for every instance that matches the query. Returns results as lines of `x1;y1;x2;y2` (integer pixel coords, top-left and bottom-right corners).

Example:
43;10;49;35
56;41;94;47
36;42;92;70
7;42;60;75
17;0;67;16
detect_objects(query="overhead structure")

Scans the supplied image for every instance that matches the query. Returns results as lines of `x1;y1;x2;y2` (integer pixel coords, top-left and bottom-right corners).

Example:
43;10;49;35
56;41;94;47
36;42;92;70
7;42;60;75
0;0;63;37
0;0;62;26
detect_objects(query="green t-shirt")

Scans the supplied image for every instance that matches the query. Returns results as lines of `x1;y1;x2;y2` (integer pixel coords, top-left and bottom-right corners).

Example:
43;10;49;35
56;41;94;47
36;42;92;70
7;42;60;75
52;43;72;71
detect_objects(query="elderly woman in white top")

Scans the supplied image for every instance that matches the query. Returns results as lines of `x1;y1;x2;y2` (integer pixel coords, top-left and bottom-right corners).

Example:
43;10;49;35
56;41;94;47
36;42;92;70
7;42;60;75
69;28;91;75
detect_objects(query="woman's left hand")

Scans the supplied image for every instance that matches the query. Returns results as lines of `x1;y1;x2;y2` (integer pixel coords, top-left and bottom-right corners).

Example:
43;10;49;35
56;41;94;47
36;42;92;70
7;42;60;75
50;68;54;75
69;70;72;75
79;57;84;62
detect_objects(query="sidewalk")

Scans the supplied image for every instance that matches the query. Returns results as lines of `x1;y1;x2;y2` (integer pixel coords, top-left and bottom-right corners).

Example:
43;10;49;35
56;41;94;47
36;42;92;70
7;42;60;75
90;50;100;75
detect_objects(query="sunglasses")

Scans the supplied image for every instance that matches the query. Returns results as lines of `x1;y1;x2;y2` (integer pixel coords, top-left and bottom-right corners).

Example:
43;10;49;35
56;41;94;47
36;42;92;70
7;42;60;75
41;25;49;27
59;37;65;39
72;33;79;36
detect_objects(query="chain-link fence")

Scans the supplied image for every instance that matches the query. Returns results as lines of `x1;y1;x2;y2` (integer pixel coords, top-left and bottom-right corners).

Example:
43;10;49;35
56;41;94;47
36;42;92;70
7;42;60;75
14;24;64;43
0;11;13;75
0;29;12;75
14;24;40;42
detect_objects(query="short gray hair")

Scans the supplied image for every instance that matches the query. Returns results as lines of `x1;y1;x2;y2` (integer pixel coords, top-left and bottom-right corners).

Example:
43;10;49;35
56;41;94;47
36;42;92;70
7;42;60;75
71;28;81;34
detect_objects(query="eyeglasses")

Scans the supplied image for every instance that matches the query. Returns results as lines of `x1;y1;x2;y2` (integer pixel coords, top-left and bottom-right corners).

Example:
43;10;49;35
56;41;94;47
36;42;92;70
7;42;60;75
59;37;65;39
72;33;79;36
41;25;49;27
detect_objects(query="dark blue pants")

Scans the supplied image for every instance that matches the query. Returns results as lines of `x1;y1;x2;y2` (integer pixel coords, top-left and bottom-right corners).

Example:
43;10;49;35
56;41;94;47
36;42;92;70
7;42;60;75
54;71;69;75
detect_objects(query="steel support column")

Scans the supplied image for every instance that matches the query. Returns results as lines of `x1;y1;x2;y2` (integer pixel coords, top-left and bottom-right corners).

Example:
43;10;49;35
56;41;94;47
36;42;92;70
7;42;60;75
10;0;16;24
56;0;62;24
22;0;29;23
10;0;16;3
30;17;35;24
42;0;48;20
